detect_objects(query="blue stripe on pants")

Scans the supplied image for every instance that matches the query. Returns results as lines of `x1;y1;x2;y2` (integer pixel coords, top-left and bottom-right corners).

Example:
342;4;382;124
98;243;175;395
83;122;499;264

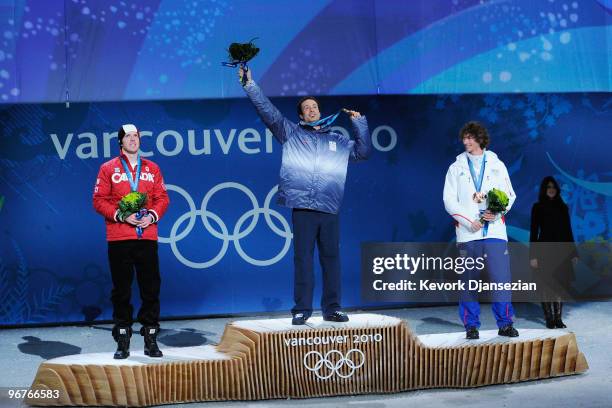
458;238;514;329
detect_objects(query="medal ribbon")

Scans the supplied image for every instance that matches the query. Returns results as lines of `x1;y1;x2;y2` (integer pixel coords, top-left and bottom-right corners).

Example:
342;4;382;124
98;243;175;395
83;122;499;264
300;110;342;128
120;154;141;192
467;153;489;236
222;61;250;85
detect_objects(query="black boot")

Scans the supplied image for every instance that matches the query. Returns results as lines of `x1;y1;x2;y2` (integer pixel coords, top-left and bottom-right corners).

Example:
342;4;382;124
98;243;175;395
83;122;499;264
541;302;555;329
112;326;132;359
466;327;479;340
553;302;567;328
141;326;163;357
498;325;519;337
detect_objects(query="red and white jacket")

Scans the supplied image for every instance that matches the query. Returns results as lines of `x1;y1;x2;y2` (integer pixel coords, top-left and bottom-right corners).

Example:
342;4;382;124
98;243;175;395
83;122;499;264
93;154;170;241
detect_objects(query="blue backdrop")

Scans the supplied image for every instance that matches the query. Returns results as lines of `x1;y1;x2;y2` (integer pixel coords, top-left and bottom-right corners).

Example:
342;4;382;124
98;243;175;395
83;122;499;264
0;0;610;103
0;92;610;325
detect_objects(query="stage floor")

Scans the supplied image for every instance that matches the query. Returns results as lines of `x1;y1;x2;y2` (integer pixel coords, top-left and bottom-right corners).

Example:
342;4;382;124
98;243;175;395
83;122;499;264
1;302;610;408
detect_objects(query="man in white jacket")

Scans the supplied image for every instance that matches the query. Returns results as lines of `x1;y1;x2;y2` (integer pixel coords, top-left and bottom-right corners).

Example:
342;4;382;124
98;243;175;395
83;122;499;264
443;121;519;340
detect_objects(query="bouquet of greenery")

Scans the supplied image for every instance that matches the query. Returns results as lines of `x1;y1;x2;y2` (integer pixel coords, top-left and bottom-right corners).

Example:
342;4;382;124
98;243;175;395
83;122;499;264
476;188;509;237
486;188;509;213
479;188;509;223
221;38;260;85
117;192;148;238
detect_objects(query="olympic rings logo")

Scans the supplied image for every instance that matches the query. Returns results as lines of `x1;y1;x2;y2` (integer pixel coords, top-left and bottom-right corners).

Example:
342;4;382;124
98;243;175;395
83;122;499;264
159;182;293;268
303;349;365;380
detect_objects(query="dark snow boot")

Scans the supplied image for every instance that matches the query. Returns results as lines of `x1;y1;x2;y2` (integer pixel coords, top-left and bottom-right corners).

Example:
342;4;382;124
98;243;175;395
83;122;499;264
553;302;567;329
112;326;132;359
141;326;163;358
541;302;555;329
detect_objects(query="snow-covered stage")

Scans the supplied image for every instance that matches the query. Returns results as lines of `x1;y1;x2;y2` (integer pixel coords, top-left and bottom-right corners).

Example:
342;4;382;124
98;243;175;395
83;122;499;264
26;314;587;406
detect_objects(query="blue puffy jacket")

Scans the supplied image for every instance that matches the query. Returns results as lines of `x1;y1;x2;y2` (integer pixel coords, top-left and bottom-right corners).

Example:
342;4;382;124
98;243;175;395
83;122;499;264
244;81;371;214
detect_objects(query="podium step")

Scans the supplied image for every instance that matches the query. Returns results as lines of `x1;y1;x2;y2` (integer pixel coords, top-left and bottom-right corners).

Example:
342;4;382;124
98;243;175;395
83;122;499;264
27;313;588;406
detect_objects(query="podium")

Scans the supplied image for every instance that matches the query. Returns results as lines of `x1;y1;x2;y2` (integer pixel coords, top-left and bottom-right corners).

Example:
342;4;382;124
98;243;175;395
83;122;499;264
27;314;588;406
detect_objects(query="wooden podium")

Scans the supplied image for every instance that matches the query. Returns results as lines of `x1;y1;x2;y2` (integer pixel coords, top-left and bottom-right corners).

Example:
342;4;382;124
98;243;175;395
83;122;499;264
27;314;588;406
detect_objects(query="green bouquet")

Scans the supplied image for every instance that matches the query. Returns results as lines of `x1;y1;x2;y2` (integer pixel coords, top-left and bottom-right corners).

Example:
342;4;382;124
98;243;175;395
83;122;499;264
226;39;259;65
478;188;509;237
221;38;260;85
485;188;509;213
479;188;509;223
118;192;148;239
118;191;149;239
117;192;147;222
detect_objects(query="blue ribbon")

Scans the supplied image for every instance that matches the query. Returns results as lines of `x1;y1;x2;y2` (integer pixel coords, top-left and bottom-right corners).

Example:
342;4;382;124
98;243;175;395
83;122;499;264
134;209;148;239
120;154;141;193
467;153;489;237
300;111;342;128
222;61;250;85
467;153;486;192
120;154;146;238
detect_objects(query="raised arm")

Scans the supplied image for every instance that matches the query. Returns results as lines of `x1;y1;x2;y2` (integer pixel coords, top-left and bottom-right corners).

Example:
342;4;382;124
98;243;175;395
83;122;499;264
239;67;297;144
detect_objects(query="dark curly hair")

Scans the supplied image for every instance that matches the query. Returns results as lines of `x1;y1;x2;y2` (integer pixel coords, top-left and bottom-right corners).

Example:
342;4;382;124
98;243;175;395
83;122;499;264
296;96;321;118
459;121;490;149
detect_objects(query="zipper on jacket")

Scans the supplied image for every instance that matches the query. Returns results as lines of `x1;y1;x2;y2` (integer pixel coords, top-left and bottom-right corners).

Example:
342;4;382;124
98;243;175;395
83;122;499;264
311;134;319;204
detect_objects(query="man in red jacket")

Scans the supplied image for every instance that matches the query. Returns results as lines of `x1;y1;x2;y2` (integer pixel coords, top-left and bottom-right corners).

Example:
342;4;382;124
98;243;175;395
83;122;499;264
93;124;170;359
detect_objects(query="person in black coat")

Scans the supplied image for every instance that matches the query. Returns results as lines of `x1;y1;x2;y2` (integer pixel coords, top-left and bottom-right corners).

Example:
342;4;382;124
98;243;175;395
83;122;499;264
529;176;578;329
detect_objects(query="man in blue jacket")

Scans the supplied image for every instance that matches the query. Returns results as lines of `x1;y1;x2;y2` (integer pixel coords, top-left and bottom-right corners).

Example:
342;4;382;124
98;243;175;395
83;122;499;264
240;67;371;325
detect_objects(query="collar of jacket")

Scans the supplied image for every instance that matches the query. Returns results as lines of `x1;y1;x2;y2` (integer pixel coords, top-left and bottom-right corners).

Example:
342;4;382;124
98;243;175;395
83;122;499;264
118;153;146;169
298;123;333;133
454;149;500;170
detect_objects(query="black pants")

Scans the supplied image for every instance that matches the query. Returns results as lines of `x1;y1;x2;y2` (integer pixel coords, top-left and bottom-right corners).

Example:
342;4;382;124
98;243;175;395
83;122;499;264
291;208;341;317
108;240;161;328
